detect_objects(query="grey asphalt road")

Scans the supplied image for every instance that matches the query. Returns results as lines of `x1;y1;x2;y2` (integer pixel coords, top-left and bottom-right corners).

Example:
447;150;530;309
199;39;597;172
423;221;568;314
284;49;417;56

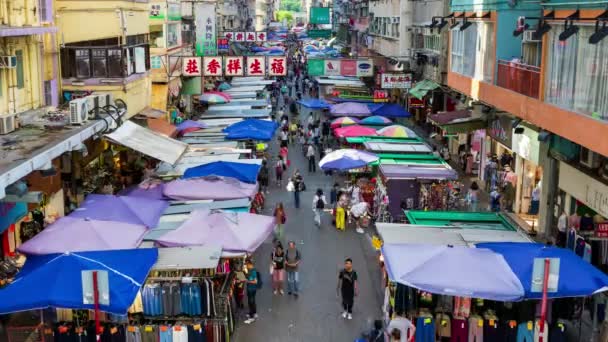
232;95;383;342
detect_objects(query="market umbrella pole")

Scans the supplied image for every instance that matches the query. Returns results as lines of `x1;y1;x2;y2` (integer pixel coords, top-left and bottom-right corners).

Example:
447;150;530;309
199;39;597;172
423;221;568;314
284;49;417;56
539;258;550;342
93;271;101;342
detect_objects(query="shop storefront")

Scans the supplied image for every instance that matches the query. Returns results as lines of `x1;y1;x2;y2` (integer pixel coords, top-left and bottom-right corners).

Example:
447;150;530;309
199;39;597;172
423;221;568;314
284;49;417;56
512;124;543;230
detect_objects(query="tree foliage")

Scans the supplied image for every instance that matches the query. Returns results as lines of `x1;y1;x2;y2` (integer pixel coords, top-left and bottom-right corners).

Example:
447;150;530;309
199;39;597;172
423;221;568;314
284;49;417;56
275;10;295;25
279;0;302;12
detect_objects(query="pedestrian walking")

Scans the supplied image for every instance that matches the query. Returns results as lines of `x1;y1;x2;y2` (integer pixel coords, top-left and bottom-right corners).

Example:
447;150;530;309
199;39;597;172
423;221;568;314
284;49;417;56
337;258;358;320
258;160;269;194
244;259;259;324
285;241;301;297
312;188;326;227
271;243;286;295
275;156;285;187
466;181;480;212
273;202;286;240
292;170;304;209
386;314;416;342
335;191;348;231
280;145;289;164
306;144;316;173
280;128;289;147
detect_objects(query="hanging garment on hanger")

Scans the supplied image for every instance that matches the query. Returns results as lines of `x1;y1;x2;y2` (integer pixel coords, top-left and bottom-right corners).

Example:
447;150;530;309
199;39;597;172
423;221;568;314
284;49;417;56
451;318;469;342
533;320;549;342
172;325;188;342
435;313;451;338
503;320;518;342
140;325;156;342
187;324;206;342
482;318;500;341
516;322;535;342
454;297;471;318
468;316;484;342
126;326;142;342
415;316;435;342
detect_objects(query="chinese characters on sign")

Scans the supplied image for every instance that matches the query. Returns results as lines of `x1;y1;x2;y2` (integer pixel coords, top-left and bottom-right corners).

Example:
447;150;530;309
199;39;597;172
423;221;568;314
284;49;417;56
203;57;223;76
268;57;287;76
225;57;244;76
597;222;608;238
246;56;265;76
217;38;229;52
380;73;413;89
195;3;216;56
183;57;202;76
221;32;268;42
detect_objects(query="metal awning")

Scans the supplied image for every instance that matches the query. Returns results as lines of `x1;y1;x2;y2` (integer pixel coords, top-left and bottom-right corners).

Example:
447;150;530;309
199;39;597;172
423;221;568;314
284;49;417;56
408;79;440;100
377;224;532;247
152;246;222;270
227;92;258;99
364;142;432;154
225;85;266;92
210;100;268;108
105;121;188;165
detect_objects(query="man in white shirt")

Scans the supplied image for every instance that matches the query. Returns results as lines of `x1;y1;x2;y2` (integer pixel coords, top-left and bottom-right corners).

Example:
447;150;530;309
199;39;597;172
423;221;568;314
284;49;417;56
306;144;316;173
386;315;416;342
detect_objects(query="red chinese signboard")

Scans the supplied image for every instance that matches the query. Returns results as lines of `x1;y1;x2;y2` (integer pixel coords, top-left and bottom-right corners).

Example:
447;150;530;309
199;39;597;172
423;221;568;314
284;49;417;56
246;32;256;42
182;57;201;76
203;57;222;76
256;32;267;41
224;32;234;40
234;32;245;42
340;59;357;76
268;56;287;76
597;222;608;238
225;57;244;76
246;56;266;76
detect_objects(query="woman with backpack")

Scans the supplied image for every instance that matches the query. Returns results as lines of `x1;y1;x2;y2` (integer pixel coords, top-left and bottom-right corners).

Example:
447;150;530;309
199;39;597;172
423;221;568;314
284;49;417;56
273;202;287;240
312;188;326;228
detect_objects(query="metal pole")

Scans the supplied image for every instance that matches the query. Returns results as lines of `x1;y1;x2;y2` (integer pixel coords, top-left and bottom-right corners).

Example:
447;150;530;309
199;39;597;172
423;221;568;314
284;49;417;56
539;258;550;342
93;271;101;342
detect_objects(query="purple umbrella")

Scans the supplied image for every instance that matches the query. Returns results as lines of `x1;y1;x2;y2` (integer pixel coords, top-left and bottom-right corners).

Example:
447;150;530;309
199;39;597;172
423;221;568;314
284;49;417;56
119;182;167;201
69;194;168;228
17;217;148;255
176;120;207;132
330;102;372;117
319;149;379;171
155;209;275;253
163;176;258;201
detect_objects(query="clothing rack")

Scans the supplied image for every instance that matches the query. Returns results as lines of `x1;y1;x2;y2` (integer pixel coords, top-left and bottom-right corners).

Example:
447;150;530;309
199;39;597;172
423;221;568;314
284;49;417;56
142;316;227;323
146;276;213;282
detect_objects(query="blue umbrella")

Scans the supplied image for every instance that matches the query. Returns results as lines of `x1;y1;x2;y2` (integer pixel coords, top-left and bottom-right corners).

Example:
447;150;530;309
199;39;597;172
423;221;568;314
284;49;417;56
319;149;379;171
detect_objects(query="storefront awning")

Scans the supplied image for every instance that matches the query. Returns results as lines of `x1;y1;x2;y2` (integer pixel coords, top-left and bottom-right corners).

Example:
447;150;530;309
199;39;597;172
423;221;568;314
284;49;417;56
105;121;187;165
428;110;486;135
152;246;222;270
408;79;440;100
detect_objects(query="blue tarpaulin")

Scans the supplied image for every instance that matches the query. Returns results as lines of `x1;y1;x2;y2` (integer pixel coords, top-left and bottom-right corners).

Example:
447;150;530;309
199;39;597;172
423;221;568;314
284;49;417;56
371;103;412;118
297;98;331;109
0;248;158;314
478;242;608;299
223;119;278;141
183;161;261;184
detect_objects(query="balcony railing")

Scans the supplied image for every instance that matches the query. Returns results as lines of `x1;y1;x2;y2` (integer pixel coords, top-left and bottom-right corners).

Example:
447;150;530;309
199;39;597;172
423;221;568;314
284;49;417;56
496;60;540;99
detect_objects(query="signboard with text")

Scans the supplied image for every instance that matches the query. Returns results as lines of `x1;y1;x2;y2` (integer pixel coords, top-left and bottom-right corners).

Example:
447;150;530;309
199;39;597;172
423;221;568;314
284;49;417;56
268;57;287;76
381;73;412;89
195;3;216;56
308;29;332;38
246;56;266;76
597;222;608;238
307;59;325;76
225;57;244;76
222;31;267;42
203;56;223;76
324;60;340;76
180;56;286;76
217;38;229;52
307;58;374;77
183;57;202;76
310;7;330;24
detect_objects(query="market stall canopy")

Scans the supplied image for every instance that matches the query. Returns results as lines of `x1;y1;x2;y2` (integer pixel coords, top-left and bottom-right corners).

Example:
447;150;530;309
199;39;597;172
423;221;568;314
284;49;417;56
376;224;532;247
319;149;379;171
223;119;278;141
163;176;258;201
371;103;411;118
154;210;275;253
379;164;458;180
409;79;440;100
17;217;148;255
224;85;267;93
118;180;167;200
405;210;517;230
360;116;392;126
428;110;486;135
70;194;168;228
345;136;423;145
225;92;257;99
201;108;271;119
156;154;262;178
211;100;268;108
183;161;262;184
478;242;608;299
364;142;432;154
330;102;371;117
152;246;222;270
377;125;417;138
199;93;230;104
105;121;188;165
382;243;524;301
334;125;377;138
297;98;331;109
147;118;178;138
176;120;208;135
0;248;157;315
331;117;360;128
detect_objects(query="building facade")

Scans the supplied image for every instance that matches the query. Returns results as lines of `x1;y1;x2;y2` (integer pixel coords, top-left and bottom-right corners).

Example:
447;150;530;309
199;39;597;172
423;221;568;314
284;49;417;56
57;0;152;119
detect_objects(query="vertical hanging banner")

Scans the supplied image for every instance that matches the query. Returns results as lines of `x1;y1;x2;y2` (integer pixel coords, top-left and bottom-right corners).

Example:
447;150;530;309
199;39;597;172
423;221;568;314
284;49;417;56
356;59;374;77
307;59;325;76
256;32;267;41
246;56;266;76
203;56;223;76
324;60;340;76
195;3;216;56
268;56;287;76
182;57;202;76
246;32;256;42
234;32;245;42
340;59;357;76
225;57;244;76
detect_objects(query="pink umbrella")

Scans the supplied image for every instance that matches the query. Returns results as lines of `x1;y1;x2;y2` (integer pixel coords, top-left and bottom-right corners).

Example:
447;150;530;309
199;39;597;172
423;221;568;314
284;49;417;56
204;91;232;100
334;125;378;138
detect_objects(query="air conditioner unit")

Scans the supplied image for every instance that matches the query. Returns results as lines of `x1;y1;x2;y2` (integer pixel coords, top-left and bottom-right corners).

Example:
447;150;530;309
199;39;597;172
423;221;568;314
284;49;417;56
93;93;114;108
392;17;399;24
0;56;17;69
0;114;16;134
580;148;601;169
69;98;89;125
522;30;541;42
